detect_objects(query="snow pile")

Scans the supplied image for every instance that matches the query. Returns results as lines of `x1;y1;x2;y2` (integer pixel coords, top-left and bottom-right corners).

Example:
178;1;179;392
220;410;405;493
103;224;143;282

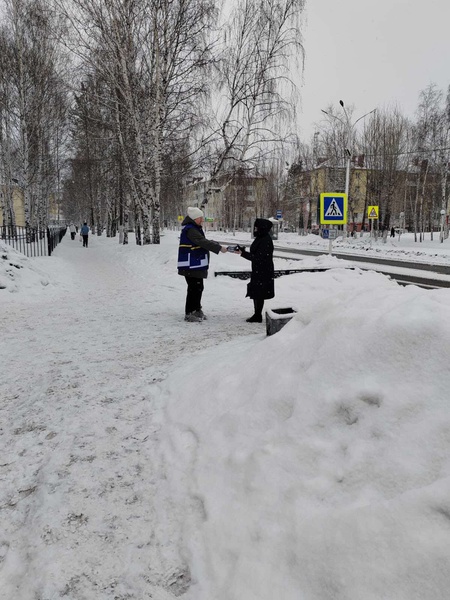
162;267;450;600
0;241;65;298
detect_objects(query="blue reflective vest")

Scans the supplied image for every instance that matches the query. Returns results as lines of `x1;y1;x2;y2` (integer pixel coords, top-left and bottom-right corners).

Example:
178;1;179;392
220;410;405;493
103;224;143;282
178;223;209;272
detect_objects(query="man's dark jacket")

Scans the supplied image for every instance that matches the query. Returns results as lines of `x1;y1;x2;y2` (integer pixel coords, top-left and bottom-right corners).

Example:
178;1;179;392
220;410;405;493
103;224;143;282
178;216;222;279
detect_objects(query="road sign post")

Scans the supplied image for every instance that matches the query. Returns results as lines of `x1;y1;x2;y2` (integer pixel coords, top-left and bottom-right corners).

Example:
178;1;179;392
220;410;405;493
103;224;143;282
328;229;338;253
322;228;332;254
320;193;347;255
367;205;379;244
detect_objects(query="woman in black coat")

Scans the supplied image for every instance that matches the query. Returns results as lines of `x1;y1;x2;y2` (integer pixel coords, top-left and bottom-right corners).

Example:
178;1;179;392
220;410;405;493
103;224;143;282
238;218;275;322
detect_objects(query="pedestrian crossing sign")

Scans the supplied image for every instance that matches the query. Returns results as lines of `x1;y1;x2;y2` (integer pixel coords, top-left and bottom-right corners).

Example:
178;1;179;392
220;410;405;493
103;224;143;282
320;193;347;224
367;206;379;219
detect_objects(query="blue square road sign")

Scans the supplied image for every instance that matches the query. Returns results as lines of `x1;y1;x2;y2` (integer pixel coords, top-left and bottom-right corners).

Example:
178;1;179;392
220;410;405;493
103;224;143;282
320;193;347;225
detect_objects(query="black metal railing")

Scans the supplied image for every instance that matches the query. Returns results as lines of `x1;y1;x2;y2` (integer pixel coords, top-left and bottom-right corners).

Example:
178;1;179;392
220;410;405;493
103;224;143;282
214;267;345;280
1;225;67;257
47;226;67;256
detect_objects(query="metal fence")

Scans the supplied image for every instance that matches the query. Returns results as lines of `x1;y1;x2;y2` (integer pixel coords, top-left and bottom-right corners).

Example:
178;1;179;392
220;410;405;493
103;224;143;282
1;225;67;257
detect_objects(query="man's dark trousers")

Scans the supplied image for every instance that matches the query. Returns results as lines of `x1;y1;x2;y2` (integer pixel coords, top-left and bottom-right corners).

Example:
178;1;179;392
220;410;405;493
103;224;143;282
184;276;204;314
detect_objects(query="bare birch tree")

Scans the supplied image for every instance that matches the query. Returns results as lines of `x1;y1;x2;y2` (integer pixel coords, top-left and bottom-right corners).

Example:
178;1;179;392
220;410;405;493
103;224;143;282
193;0;305;221
441;87;450;240
54;0;215;244
1;0;69;232
0;29;17;234
411;85;449;241
361;108;410;234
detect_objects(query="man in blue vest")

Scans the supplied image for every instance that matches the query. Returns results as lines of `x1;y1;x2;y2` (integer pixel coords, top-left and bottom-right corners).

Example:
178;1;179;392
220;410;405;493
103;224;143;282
178;207;227;322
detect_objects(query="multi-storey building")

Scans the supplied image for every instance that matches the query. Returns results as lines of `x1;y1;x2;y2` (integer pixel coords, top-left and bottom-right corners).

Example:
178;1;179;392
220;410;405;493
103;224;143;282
0;185;25;228
288;161;372;233
1;184;64;229
183;169;268;230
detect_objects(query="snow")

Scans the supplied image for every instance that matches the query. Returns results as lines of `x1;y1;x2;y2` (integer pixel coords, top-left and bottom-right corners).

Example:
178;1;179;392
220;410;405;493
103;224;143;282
277;230;450;267
2;230;450;599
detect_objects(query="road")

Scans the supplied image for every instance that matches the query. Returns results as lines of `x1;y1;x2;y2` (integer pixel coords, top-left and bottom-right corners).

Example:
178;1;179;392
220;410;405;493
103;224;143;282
277;246;450;289
222;241;450;289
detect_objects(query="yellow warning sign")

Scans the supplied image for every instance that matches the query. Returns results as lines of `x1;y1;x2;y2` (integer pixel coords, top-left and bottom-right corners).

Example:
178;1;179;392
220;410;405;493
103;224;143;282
367;205;379;219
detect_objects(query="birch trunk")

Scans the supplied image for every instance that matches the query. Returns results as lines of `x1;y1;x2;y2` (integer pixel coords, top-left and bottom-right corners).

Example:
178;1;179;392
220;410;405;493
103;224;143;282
0;110;16;233
96;194;102;236
441;150;449;240
107;211;112;237
151;16;162;245
419;162;429;242
111;19;154;244
135;205;142;245
443;170;449;240
123;200;130;245
15;25;32;234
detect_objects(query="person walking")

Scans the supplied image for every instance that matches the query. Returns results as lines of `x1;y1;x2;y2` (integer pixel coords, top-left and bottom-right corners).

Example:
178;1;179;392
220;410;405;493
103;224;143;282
237;218;275;323
69;223;76;240
80;222;90;247
178;207;227;322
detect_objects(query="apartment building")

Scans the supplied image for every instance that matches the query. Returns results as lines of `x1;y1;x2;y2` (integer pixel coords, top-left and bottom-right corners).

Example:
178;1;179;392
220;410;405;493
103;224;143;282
184;169;267;230
0;185;25;227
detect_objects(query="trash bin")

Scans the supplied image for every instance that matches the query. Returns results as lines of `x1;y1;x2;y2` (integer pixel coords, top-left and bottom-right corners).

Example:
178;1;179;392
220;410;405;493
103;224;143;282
266;307;297;336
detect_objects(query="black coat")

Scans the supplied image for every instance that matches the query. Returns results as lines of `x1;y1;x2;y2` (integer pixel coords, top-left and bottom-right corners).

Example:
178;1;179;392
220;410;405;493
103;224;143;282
241;219;275;300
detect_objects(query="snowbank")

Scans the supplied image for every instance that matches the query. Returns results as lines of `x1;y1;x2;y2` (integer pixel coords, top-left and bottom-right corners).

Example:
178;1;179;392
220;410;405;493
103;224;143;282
162;267;450;600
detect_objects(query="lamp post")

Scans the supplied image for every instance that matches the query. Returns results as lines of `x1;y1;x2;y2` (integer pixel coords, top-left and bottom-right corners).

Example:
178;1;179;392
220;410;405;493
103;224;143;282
321;101;376;239
399;211;405;241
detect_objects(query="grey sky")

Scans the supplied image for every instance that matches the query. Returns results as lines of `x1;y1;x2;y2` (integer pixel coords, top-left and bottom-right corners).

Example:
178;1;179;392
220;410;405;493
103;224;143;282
298;0;450;140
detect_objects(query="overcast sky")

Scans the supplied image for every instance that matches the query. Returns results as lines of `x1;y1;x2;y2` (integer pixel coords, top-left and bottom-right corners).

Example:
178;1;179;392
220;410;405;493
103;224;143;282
298;0;450;140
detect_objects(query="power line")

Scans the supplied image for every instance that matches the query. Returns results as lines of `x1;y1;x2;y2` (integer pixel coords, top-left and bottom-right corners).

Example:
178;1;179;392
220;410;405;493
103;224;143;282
362;146;450;159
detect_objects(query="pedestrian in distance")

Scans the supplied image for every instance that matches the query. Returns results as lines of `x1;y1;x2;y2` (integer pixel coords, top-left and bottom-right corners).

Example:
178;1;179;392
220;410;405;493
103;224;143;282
390;226;395;237
178;207;228;322
69;223;76;240
80;222;90;247
236;218;275;323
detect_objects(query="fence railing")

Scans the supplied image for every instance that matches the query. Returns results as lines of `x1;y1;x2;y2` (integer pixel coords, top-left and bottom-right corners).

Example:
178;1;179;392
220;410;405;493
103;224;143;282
1;225;67;257
214;267;343;280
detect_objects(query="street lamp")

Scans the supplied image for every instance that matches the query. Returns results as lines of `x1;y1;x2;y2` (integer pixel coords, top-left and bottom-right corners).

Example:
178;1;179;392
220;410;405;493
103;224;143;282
399;211;405;241
321;101;376;239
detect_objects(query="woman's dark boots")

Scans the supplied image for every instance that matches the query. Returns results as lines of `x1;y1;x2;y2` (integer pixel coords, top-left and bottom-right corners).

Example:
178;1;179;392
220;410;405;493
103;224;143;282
246;299;264;322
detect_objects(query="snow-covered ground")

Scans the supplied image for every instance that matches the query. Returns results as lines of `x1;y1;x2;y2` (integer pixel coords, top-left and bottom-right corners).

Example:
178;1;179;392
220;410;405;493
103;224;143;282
2;229;450;599
263;229;450;266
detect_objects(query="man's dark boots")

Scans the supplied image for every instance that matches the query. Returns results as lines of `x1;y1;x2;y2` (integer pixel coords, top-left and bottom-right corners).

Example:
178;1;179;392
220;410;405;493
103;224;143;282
246;314;262;323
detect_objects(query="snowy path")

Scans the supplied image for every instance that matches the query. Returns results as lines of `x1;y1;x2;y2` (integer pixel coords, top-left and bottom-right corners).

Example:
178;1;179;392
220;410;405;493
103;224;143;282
4;231;450;599
0;233;260;599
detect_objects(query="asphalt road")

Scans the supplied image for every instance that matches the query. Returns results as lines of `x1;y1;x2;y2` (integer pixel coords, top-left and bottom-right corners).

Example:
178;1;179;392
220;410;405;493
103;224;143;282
221;239;450;288
271;245;450;289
